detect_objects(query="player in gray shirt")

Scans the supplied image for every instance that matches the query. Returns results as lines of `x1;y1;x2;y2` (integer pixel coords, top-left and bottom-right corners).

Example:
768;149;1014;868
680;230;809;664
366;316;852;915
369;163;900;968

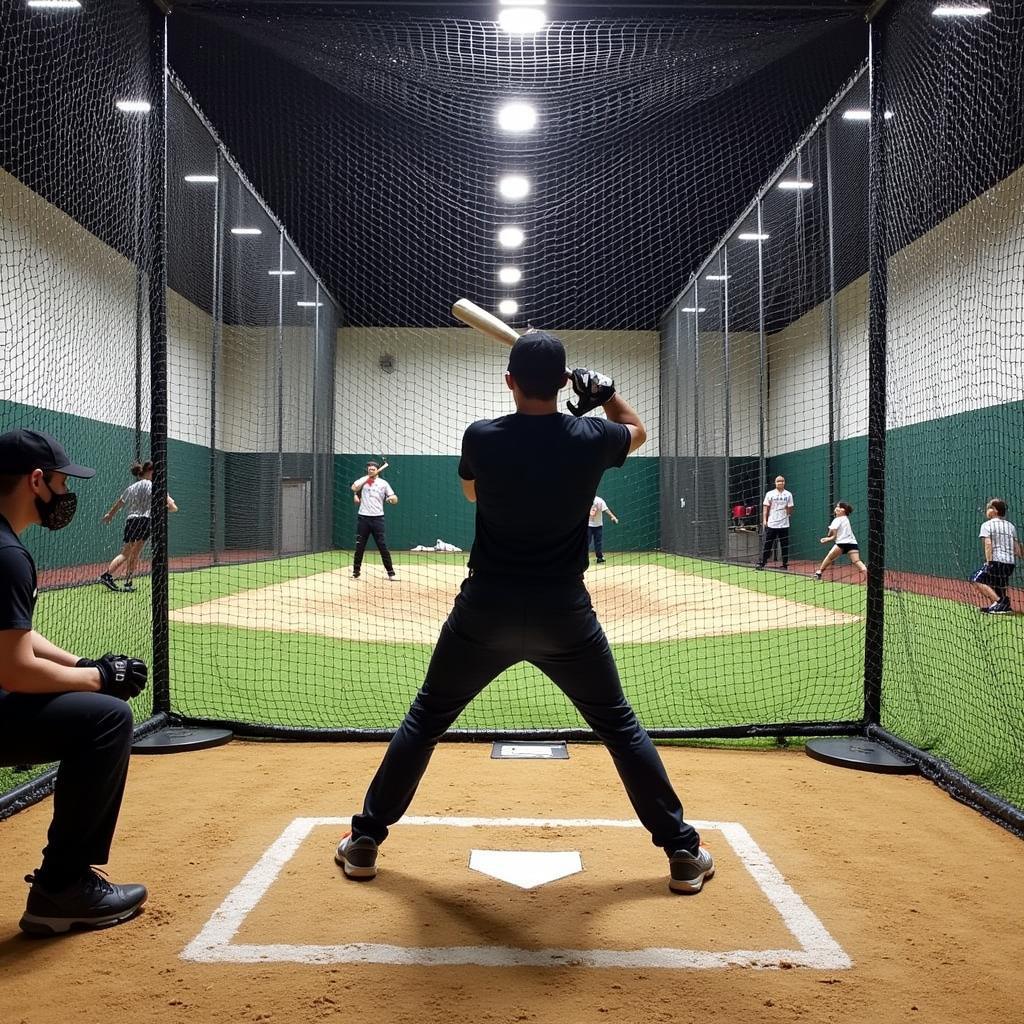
98;461;178;593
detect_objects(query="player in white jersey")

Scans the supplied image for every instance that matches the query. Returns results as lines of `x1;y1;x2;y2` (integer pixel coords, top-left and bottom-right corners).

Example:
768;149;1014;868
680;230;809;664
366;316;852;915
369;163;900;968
588;495;619;564
98;461;178;593
756;475;794;570
351;460;399;580
970;498;1022;614
813;502;867;581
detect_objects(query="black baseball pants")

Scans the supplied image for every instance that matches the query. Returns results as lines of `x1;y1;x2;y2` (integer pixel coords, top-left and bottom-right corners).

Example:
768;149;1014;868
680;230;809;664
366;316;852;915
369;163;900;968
352;573;700;856
0;691;134;884
759;526;790;567
353;515;394;575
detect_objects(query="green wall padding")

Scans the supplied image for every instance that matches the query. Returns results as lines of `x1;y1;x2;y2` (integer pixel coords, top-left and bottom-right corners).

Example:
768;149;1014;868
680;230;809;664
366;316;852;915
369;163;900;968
333;454;659;552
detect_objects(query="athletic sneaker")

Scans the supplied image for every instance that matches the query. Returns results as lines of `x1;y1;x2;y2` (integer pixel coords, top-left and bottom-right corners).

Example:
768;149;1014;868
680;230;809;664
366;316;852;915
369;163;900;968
335;833;378;879
19;869;147;936
987;599;1013;615
813;571;823;581
97;572;120;593
351;572;360;579
387;573;398;581
596;558;606;564
668;846;715;895
754;563;765;570
122;581;136;593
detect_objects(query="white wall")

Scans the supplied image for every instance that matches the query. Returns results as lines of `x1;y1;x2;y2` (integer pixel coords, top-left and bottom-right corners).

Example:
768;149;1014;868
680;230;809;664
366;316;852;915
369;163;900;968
887;160;1024;429
334;327;660;456
1;166;142;424
1;165;221;450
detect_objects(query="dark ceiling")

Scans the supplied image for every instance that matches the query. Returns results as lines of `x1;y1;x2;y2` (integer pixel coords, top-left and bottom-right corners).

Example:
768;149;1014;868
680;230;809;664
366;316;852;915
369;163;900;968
165;2;869;328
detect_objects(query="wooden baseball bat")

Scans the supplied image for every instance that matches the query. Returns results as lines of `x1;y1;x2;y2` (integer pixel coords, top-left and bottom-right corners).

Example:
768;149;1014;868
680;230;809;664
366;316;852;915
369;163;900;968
452;298;520;347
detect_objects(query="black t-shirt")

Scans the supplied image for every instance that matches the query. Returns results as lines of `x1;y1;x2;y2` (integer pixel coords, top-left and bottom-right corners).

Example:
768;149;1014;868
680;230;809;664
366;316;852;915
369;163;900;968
458;412;631;577
0;514;36;633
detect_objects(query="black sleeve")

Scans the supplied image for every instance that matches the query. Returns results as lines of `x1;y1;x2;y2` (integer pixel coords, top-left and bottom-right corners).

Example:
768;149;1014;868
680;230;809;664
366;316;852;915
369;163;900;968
0;546;36;631
458;422;479;480
602;420;632;469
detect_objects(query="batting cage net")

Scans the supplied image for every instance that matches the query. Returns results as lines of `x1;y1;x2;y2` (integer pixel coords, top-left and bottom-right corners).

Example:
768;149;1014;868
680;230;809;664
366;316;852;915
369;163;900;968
0;0;159;805
1;1;1022;830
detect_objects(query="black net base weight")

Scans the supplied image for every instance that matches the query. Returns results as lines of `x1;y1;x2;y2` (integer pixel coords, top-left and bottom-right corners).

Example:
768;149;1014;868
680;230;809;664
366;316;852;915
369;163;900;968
805;738;917;775
132;725;233;754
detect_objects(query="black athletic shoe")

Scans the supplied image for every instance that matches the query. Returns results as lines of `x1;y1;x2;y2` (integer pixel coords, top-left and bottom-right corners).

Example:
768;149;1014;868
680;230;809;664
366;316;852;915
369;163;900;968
754;563;765;571
122;581;136;593
97;572;120;593
351;572;360;579
387;573;398;581
596;558;606;564
988;599;1013;615
19;869;147;936
335;833;378;879
668;846;715;895
813;571;823;581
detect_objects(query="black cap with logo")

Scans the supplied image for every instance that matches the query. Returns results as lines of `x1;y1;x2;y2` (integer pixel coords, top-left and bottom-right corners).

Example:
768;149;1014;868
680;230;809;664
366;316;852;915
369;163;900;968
0;429;96;479
507;331;567;396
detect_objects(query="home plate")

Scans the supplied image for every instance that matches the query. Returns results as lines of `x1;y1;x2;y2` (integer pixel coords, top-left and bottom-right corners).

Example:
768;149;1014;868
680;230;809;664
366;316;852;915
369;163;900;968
468;850;583;889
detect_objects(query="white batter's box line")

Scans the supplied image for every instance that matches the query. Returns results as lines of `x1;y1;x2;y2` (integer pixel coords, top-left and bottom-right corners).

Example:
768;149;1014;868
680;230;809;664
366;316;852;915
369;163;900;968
181;816;852;971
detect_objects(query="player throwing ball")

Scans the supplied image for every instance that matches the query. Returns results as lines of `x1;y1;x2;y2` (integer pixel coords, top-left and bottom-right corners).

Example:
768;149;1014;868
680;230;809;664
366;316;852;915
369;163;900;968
814;501;867;581
351;460;398;580
335;332;712;895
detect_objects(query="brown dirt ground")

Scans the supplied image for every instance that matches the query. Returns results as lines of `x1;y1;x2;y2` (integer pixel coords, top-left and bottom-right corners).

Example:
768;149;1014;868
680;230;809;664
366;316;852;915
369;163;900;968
1;742;1022;1024
169;563;860;645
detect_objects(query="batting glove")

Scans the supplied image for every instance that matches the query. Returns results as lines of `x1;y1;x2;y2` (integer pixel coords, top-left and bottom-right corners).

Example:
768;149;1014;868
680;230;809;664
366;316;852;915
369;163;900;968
567;367;615;417
78;654;148;701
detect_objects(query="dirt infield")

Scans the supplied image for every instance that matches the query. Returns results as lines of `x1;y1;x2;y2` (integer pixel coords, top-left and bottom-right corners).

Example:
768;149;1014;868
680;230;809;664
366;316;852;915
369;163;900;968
170;562;860;644
1;742;1022;1024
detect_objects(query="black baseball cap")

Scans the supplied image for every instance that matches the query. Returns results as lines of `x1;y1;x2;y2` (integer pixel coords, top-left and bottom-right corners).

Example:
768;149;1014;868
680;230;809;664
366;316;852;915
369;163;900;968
366;460;379;469
507;331;567;395
0;429;95;479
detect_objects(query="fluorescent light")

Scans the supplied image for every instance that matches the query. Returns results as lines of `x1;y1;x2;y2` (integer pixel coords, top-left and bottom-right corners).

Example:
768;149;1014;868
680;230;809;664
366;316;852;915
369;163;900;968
498;226;525;248
230;227;262;236
499;8;547;33
498;175;530;200
705;274;730;281
184;174;218;184
778;179;813;190
842;109;894;121
296;301;323;308
738;232;769;241
268;270;296;276
932;5;989;15
499;267;522;285
27;1;82;8
498;299;519;316
500;0;546;6
497;102;537;133
116;100;150;114
681;307;707;313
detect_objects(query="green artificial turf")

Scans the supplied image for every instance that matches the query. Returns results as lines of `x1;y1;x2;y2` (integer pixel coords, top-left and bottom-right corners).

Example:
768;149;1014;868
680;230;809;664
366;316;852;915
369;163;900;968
6;551;1021;810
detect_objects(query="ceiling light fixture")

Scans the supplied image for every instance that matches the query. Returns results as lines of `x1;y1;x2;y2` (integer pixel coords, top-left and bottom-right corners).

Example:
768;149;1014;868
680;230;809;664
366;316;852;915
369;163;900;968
498;267;523;285
498;175;530;200
777;179;813;190
498;8;547;33
497;102;538;132
184;174;218;184
116;100;150;114
498;299;519;316
932;5;990;16
498;226;525;248
230;227;262;236
738;232;769;241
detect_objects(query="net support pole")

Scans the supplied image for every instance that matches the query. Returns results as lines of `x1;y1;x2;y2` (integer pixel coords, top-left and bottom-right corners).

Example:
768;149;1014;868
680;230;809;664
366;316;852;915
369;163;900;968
147;5;170;716
863;19;888;726
756;201;767;506
722;247;731;482
276;230;285;557
311;282;322;551
209;150;224;564
825;119;838;509
133;122;145;463
691;292;700;553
